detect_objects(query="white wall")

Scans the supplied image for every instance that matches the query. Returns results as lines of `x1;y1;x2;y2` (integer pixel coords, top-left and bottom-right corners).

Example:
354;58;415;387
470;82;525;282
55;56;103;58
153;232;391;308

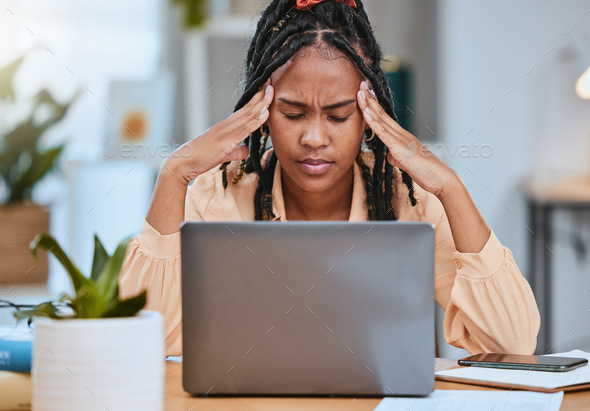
438;0;590;356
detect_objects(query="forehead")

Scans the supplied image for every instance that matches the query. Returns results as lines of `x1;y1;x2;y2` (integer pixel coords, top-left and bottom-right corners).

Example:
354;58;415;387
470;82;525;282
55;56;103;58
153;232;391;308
270;46;364;95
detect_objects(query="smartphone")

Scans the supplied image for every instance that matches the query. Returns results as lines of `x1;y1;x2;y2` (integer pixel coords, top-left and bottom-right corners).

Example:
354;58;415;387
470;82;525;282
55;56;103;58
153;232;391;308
457;353;588;372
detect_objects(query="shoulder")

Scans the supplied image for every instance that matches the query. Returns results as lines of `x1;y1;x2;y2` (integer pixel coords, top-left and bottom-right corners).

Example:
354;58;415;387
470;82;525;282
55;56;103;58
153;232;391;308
192;161;257;191
185;162;259;221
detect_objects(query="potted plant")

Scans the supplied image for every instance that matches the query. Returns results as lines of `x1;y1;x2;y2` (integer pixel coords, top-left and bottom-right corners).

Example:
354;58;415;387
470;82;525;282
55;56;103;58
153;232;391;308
171;0;261;26
16;234;164;411
171;0;209;28
0;55;75;284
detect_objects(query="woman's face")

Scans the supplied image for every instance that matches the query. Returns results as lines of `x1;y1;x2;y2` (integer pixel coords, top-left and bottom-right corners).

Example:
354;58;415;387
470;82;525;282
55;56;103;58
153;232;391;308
267;47;367;194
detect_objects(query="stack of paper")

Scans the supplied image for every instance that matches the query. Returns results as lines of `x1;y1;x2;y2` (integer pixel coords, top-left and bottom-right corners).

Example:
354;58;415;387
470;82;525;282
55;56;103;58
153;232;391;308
374;390;563;411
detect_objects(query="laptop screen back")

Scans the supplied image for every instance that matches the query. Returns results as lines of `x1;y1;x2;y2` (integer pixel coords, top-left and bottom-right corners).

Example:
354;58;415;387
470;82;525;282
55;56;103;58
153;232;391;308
181;221;435;396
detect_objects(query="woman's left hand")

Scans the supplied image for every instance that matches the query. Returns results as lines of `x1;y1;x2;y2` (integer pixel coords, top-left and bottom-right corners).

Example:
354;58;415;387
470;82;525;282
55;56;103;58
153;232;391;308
356;80;459;199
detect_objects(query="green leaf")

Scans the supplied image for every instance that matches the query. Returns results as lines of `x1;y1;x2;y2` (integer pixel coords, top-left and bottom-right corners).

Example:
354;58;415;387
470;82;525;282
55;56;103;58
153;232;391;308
1;114;43;167
9;145;64;203
1;113;57;202
1;88;77;202
14;301;62;320
96;237;131;304
30;234;90;292
0;55;24;100
102;291;147;318
172;0;208;29
34;89;73;128
23;233;141;320
68;283;107;318
90;235;109;282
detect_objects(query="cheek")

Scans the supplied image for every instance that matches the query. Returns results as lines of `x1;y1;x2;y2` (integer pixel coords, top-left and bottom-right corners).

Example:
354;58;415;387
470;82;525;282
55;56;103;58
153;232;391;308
266;112;288;148
266;108;281;131
343;113;366;145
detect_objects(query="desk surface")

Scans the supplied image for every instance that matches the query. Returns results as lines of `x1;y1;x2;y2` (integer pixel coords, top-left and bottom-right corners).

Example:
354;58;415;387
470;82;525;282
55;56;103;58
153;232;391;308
165;362;590;410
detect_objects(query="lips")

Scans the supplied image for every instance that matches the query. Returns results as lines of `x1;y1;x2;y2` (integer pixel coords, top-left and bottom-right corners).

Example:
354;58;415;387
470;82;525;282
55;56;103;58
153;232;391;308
298;158;333;174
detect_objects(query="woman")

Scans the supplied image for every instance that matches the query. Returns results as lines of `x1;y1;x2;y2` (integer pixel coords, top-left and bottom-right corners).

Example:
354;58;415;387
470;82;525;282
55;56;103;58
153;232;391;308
120;0;540;356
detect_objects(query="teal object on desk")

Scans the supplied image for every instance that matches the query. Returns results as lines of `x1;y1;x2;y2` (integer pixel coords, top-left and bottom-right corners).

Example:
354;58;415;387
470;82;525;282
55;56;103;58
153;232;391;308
0;328;33;373
384;65;412;133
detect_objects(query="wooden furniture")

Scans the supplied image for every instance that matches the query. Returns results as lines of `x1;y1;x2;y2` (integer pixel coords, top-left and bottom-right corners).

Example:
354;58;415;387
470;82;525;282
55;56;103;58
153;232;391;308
0;204;49;284
523;175;590;354
165;361;590;410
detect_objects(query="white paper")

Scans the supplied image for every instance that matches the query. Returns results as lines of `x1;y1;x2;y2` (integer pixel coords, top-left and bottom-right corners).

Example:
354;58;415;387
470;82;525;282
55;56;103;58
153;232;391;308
374;390;563;411
436;350;590;390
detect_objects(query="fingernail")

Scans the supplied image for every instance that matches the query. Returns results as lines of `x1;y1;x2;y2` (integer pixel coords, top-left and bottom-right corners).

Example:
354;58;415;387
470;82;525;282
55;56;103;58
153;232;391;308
369;89;376;98
265;85;271;95
364;107;371;117
361;81;368;90
360;90;366;100
259;106;268;118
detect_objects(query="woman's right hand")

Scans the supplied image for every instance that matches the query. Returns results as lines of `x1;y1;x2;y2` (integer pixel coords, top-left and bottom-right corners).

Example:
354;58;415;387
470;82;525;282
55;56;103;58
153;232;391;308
165;80;274;186
145;80;274;235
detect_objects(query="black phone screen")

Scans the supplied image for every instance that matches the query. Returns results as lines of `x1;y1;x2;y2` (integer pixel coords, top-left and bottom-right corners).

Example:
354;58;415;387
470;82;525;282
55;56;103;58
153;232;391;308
458;353;588;372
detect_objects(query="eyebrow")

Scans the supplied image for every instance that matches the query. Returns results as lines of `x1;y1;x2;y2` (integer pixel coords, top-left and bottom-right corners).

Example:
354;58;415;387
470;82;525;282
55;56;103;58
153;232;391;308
278;97;356;110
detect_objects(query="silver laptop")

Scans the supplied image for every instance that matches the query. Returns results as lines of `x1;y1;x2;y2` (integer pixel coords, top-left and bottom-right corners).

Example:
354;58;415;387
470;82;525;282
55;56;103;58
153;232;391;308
181;221;435;396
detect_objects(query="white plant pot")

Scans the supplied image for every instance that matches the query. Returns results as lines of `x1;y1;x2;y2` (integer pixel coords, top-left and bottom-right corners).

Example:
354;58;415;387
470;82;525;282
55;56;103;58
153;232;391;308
32;310;164;411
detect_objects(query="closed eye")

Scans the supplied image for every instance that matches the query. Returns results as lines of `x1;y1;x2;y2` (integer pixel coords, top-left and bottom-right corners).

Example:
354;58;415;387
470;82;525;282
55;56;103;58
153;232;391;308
284;114;303;120
330;115;351;123
282;114;351;122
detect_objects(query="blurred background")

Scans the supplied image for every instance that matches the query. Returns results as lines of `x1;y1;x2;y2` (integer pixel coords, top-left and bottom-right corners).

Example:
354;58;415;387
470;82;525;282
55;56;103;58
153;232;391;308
1;0;589;358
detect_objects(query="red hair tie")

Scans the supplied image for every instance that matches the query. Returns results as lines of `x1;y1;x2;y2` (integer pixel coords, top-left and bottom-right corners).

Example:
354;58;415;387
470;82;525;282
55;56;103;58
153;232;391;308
294;0;357;11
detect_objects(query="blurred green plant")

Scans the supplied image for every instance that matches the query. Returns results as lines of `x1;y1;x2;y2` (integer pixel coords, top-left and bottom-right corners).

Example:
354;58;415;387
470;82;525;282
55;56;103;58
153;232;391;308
15;234;146;320
171;0;209;29
0;55;76;203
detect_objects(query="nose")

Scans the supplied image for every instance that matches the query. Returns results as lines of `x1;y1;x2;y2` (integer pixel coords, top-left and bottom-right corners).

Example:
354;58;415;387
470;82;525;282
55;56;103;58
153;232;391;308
299;119;330;149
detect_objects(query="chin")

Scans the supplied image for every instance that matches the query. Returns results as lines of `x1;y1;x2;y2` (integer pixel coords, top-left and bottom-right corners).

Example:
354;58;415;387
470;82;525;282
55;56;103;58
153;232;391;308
289;170;342;194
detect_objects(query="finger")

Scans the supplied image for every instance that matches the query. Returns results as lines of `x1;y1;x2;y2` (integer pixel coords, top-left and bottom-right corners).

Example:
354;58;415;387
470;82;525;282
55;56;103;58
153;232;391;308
230;83;273;128
213;80;271;137
387;151;401;168
188;83;272;158
357;89;398;147
229;85;273;137
233;80;273;122
363;93;399;137
357;87;419;166
228;103;270;142
216;84;274;144
360;81;410;137
358;83;414;149
357;82;393;131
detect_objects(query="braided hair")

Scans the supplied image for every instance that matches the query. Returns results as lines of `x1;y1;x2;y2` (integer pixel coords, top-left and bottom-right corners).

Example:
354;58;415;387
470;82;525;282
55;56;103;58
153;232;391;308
221;0;417;220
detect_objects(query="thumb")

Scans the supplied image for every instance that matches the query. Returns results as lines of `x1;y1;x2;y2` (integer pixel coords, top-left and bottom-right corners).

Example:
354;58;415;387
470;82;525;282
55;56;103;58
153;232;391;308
387;151;401;168
221;145;250;164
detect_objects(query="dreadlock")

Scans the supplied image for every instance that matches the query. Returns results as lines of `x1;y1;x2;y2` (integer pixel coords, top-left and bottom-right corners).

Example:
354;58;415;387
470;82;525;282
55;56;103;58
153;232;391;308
222;0;417;220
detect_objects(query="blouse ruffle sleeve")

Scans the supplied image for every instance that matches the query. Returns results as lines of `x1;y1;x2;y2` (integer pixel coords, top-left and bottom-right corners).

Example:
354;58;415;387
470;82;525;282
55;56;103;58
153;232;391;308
430;198;541;354
119;221;183;356
119;167;223;356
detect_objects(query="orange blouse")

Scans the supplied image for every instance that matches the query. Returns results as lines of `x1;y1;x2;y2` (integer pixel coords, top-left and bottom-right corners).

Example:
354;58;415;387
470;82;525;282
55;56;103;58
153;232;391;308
120;155;540;357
